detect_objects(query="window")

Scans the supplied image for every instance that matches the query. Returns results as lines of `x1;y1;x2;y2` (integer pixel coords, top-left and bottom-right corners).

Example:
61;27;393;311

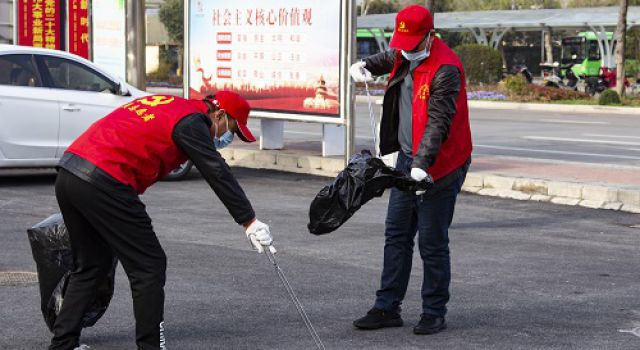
587;41;601;61
0;54;41;87
39;55;116;93
561;37;586;64
357;38;379;60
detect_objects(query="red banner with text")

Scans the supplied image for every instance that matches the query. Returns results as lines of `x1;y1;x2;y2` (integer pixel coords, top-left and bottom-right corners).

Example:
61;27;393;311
67;0;90;58
17;0;63;50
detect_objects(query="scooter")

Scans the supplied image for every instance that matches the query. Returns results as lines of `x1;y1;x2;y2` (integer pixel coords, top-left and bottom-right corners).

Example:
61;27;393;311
510;64;533;84
540;62;579;90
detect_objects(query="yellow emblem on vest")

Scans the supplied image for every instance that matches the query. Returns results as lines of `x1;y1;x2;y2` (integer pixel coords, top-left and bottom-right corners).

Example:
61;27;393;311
398;21;409;33
139;96;175;107
418;84;430;100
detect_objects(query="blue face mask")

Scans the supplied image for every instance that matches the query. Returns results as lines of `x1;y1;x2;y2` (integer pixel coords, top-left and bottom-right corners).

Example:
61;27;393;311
401;33;431;62
213;114;234;149
401;48;429;62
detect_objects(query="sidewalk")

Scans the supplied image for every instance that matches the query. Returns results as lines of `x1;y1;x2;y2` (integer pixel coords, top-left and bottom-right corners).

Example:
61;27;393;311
355;95;640;115
221;142;640;214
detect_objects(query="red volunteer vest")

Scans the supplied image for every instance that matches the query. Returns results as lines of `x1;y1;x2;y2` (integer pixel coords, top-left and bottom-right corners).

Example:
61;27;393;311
66;95;210;194
388;37;472;181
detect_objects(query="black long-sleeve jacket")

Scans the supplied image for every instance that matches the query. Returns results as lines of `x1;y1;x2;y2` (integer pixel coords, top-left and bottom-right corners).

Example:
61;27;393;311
364;49;461;169
363;49;470;191
58;113;255;225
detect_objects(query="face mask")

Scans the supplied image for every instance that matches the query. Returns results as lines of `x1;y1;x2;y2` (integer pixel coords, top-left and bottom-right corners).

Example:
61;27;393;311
401;33;431;62
402;48;429;62
213;114;234;149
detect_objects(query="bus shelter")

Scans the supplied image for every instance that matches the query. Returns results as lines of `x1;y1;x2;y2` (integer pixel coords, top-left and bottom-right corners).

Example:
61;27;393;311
358;6;640;70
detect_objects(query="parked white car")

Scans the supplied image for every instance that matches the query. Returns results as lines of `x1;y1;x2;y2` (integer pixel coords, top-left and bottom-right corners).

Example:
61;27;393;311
0;45;192;179
0;44;146;165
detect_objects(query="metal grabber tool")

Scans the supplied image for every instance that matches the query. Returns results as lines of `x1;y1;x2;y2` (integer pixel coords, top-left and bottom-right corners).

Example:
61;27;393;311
263;247;326;350
363;79;379;157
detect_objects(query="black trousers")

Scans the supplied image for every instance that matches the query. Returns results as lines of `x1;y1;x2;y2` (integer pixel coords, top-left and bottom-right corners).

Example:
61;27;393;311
51;169;166;350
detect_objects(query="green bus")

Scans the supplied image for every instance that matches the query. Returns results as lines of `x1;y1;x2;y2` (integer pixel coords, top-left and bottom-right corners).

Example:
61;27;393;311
356;28;392;59
561;32;637;78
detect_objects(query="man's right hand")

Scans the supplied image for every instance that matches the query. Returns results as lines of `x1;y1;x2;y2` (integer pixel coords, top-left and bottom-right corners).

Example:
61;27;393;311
244;219;276;254
349;61;373;83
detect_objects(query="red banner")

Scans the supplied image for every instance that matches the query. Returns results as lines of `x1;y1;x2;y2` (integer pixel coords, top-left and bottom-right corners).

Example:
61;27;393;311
67;0;90;58
17;0;63;50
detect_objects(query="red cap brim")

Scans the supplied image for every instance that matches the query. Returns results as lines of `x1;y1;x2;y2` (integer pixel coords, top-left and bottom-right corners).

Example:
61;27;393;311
236;122;256;143
390;32;425;51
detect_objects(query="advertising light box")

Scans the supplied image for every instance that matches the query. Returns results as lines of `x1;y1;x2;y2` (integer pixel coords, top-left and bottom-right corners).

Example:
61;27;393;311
187;0;349;122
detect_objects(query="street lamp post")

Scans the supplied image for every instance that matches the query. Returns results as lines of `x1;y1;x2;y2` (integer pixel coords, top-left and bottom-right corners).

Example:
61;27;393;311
126;0;146;90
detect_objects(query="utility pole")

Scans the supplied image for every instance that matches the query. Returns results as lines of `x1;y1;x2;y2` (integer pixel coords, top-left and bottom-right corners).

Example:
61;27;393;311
126;0;146;90
615;0;629;96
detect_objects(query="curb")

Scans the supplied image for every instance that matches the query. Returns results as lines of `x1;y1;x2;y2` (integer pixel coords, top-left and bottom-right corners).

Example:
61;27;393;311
354;95;640;115
223;148;640;214
462;173;640;214
220;148;345;178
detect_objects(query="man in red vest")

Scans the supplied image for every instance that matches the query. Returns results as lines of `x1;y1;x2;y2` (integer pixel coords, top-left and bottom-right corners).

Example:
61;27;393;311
349;5;472;335
50;91;275;350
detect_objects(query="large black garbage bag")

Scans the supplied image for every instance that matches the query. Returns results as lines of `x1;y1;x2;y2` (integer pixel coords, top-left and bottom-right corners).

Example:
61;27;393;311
308;150;432;235
27;214;117;332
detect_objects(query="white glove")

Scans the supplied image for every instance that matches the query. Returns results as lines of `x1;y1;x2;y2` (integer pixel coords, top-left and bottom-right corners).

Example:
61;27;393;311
245;219;276;254
349;61;373;83
411;168;429;196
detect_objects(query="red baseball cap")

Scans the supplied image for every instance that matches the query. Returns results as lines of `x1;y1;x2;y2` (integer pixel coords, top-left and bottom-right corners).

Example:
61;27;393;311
207;91;256;143
389;5;434;51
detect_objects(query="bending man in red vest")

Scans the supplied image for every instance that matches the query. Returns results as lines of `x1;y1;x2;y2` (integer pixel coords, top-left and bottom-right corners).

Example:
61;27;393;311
349;5;472;335
51;91;274;350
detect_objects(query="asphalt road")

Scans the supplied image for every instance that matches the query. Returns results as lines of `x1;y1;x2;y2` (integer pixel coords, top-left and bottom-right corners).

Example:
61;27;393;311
246;102;640;167
1;169;639;349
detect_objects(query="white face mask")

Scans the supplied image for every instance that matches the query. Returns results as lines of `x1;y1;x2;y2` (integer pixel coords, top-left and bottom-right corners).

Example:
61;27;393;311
401;33;431;62
402;48;429;61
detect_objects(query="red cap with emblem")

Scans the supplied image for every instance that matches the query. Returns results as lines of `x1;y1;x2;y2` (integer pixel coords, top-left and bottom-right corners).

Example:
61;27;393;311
205;91;256;143
389;5;434;51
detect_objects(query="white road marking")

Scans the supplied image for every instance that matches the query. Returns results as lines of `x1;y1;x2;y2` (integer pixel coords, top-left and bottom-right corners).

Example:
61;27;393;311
474;144;640;160
523;136;640;147
618;327;640;338
539;119;609;125
583;133;640;140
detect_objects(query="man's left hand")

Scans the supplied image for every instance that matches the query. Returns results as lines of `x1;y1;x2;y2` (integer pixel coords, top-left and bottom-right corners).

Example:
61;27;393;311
411;168;433;195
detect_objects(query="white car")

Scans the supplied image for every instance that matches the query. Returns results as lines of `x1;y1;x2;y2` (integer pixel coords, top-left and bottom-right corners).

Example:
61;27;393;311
0;45;192;179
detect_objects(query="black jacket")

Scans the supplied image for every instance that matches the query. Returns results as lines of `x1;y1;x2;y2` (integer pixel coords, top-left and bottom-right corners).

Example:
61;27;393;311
58;113;255;225
363;49;470;191
364;49;462;169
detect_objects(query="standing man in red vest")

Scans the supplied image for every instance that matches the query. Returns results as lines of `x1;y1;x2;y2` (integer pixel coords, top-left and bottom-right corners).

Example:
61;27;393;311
349;5;472;335
50;91;275;350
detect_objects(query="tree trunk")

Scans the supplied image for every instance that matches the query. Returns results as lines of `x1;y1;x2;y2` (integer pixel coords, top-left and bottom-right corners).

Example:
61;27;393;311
425;0;435;13
544;28;554;63
615;0;629;96
362;0;370;15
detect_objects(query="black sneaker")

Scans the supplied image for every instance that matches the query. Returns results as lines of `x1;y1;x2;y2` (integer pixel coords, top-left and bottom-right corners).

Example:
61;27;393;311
353;307;403;329
413;314;446;335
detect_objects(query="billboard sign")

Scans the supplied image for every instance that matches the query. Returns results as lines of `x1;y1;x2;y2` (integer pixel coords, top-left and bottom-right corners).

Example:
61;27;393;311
187;0;350;122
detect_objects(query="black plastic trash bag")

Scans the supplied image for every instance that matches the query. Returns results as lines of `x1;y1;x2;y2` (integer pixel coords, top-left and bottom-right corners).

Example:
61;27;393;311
27;214;117;332
308;150;432;235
